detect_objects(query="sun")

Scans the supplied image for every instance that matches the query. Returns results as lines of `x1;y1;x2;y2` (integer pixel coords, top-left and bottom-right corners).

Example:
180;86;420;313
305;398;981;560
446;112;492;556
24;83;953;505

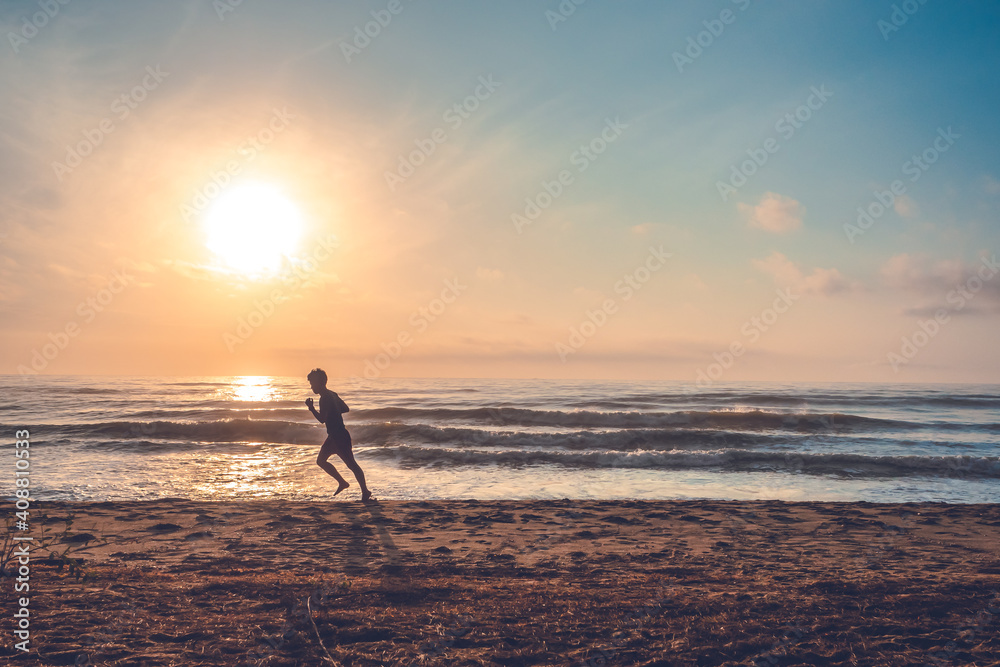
203;182;304;275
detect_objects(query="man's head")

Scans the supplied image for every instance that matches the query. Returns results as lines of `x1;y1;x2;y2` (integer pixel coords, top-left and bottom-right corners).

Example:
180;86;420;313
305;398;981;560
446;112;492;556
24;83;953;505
307;368;328;393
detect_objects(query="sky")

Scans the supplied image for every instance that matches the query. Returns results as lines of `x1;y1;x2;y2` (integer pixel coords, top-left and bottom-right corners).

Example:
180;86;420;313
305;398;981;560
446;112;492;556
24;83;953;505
1;0;999;383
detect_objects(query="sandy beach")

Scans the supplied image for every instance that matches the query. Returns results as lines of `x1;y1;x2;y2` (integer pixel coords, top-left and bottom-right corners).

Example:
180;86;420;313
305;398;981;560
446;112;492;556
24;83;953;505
3;499;999;666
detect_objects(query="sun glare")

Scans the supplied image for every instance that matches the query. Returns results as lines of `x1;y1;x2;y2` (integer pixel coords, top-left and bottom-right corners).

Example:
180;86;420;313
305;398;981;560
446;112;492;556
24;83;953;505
203;183;304;275
230;376;276;402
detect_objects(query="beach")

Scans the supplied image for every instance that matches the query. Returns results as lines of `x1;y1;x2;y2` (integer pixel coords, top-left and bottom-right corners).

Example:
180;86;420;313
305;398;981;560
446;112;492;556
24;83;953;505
5;498;1000;666
4;377;1000;663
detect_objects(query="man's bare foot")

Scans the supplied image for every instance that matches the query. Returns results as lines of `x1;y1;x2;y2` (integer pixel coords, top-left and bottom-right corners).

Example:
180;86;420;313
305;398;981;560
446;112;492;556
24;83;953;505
334;481;350;496
361;490;373;502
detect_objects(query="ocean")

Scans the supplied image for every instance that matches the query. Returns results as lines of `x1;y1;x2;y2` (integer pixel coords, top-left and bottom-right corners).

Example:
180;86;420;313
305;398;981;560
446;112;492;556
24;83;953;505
3;376;999;503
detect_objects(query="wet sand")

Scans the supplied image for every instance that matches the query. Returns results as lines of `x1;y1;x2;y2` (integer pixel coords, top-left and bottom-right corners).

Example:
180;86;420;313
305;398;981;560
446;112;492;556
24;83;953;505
4;499;1000;666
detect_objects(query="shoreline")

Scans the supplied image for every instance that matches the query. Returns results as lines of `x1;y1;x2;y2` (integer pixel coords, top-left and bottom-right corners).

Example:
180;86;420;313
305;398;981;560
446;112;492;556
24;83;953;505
6;498;1000;665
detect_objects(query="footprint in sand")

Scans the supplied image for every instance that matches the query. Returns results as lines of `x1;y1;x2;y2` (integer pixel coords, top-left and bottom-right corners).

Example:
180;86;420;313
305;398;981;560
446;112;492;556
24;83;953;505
184;531;214;541
146;523;183;533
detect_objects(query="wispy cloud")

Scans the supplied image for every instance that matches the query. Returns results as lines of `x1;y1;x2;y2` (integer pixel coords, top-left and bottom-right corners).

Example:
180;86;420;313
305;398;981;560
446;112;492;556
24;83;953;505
753;251;855;296
738;192;804;233
881;253;1000;316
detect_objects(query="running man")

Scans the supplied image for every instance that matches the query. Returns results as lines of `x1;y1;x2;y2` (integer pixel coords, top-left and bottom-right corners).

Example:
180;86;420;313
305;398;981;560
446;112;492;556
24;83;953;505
305;368;372;501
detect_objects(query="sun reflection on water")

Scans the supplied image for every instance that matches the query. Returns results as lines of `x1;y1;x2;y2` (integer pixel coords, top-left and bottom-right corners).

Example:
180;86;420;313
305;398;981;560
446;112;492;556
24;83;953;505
192;449;304;499
230;376;278;402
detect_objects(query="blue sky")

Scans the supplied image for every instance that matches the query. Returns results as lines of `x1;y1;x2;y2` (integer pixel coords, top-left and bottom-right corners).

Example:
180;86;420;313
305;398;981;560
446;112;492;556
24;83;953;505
1;0;998;381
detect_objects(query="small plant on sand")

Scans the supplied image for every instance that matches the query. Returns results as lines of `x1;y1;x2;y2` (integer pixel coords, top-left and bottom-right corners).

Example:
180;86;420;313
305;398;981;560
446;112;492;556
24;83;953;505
1;511;107;580
0;515;20;576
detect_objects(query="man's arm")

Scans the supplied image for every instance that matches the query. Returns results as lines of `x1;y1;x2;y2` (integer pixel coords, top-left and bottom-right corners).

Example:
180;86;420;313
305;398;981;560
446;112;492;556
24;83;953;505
306;396;327;423
331;392;349;413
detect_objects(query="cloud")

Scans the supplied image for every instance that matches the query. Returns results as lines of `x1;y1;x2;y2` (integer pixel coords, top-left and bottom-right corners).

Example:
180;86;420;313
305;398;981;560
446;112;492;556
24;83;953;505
753;251;855;296
738;192;804;233
630;223;655;235
880;254;965;290
880;253;1000;316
